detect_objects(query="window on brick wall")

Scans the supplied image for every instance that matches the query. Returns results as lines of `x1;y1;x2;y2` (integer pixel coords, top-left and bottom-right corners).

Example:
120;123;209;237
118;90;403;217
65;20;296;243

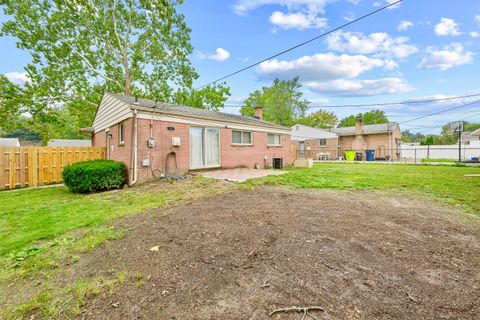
232;130;252;145
319;138;327;147
267;133;282;146
119;123;125;145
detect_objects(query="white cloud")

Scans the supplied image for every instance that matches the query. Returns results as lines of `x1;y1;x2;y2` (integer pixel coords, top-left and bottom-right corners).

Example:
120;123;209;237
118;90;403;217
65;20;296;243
5;71;30;85
385;0;401;9
418;43;474;71
256;53;386;81
398;20;413;31
342;11;355;22
232;0;332;15
434;18;462;36
475;14;480;24
208;48;231;62
305;77;413;97
269;11;327;29
308;98;330;104
471;31;480;38
326;31;418;59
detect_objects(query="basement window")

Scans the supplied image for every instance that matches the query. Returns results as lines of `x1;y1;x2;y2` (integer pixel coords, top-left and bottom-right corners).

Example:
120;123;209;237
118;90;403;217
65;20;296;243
232;130;252;145
267;133;282;146
119;123;125;145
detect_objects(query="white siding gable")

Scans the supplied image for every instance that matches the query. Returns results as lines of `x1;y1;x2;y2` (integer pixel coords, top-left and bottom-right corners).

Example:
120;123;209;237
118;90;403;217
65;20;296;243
92;94;132;133
291;124;338;141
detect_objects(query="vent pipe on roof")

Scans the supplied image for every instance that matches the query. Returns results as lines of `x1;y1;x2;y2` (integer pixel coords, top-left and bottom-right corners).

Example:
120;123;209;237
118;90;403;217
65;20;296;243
134;96;139;105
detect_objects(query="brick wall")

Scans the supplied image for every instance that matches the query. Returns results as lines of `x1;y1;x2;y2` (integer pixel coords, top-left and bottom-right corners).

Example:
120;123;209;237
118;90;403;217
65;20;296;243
338;128;402;160
220;128;291;169
291;138;337;159
94;117;291;185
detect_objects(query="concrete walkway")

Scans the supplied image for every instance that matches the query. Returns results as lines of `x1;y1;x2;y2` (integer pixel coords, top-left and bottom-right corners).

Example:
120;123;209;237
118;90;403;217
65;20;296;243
195;168;287;182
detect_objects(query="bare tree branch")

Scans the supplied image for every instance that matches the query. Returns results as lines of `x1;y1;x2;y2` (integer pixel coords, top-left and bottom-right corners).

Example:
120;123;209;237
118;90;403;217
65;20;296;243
65;43;122;87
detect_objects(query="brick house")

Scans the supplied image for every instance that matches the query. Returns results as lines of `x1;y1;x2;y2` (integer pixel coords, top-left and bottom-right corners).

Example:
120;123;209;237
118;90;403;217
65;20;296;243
291;124;338;160
88;93;291;185
291;118;402;161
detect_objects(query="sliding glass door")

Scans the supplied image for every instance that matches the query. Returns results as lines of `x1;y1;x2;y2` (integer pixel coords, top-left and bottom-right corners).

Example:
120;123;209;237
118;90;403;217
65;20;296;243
190;127;220;169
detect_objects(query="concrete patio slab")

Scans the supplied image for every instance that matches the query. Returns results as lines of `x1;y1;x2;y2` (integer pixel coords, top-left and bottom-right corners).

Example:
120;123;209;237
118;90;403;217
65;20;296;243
195;168;287;182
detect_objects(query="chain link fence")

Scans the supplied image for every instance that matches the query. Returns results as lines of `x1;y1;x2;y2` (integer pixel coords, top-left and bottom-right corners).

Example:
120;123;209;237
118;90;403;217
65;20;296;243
296;146;480;164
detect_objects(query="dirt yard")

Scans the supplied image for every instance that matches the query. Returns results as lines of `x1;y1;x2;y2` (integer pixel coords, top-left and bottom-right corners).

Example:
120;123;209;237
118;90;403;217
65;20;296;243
72;187;479;320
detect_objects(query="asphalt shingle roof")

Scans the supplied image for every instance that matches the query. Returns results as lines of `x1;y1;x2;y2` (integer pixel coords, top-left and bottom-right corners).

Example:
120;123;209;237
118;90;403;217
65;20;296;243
331;123;399;136
108;93;289;131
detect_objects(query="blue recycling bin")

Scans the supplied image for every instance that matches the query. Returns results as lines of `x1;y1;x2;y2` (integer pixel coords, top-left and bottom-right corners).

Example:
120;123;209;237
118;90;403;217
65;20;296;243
365;149;375;161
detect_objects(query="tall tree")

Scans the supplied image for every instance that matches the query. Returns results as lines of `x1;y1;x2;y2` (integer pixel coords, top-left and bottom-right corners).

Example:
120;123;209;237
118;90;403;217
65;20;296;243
296;109;337;128
0;74;23;132
240;77;309;127
339;109;389;127
1;0;230;139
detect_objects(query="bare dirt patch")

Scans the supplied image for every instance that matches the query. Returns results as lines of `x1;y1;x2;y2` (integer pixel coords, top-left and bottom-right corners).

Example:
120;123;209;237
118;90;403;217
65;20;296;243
74;187;480;319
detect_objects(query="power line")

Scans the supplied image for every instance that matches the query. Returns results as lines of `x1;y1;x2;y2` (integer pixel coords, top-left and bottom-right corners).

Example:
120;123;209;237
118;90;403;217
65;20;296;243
223;92;480;109
195;0;403;89
399;100;480;125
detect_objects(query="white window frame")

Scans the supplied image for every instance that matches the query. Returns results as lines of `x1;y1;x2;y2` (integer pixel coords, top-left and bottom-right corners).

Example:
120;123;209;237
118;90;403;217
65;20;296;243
189;126;221;170
231;130;253;145
119;122;125;145
267;133;282;147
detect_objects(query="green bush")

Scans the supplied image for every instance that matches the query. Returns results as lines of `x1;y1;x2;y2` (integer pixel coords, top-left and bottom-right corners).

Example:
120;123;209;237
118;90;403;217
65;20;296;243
62;160;127;193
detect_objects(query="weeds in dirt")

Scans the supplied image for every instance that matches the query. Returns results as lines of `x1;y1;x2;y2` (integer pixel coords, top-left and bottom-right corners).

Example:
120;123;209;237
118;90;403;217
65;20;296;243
2;275;121;320
0;177;234;319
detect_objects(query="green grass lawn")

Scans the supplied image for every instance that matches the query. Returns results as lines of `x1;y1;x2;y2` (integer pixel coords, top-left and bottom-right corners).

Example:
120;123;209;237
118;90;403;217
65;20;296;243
243;163;480;213
0;178;225;266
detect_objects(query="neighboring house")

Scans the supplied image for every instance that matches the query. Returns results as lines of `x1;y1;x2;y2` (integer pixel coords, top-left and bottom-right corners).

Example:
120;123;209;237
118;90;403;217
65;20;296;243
472;128;480;137
0;138;20;147
88;93;291;185
291;118;402;161
290;124;338;160
331;119;401;160
47;139;92;147
461;131;480;144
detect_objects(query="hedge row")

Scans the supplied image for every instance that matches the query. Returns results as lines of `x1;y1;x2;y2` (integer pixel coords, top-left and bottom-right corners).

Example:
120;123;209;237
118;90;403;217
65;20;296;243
62;160;127;193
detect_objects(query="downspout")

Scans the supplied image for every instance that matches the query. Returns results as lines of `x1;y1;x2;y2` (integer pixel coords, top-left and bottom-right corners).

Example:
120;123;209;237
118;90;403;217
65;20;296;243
129;109;138;186
388;130;392;161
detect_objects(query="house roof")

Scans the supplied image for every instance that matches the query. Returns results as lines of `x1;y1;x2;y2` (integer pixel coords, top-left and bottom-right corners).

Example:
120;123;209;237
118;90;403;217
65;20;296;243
0;138;20;147
330;122;399;136
47;139;92;147
290;124;338;141
107;93;289;131
471;128;480;136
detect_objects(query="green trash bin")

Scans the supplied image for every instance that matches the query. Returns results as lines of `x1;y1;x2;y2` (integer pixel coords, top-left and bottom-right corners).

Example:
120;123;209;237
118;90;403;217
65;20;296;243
345;150;355;161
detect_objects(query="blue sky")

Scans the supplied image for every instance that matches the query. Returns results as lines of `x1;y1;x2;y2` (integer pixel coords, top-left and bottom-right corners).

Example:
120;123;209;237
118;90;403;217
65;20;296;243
1;0;480;133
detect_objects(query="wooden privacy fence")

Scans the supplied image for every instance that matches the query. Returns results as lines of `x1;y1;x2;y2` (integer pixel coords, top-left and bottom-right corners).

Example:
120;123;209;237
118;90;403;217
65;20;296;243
0;147;105;190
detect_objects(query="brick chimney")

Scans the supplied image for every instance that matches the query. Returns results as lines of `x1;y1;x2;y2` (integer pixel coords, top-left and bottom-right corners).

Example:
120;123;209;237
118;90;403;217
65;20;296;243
355;117;363;135
253;106;263;120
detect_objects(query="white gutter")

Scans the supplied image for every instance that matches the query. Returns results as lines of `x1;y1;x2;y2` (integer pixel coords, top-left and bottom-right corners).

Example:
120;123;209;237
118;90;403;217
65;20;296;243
129;109;138;186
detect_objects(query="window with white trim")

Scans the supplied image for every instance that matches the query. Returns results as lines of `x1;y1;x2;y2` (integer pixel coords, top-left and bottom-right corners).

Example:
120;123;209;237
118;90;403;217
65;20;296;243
232;130;252;145
267;133;282;146
319;138;327;147
119;123;125;145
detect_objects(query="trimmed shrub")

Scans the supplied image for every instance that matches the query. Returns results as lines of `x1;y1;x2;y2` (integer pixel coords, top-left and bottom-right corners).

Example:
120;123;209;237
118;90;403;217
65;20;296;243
62;160;127;193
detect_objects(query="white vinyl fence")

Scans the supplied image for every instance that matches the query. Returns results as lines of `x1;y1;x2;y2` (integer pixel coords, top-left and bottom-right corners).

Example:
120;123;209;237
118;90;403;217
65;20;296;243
400;141;480;162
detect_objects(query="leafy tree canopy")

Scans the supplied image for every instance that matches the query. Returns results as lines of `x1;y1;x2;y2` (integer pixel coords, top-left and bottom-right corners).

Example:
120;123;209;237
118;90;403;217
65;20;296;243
339;109;389;127
0;0;230;141
296;109;338;129
240;77;309;127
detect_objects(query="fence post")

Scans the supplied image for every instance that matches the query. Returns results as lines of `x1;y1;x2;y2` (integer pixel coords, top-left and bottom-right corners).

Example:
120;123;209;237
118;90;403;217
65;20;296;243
414;148;417;165
9;147;15;189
